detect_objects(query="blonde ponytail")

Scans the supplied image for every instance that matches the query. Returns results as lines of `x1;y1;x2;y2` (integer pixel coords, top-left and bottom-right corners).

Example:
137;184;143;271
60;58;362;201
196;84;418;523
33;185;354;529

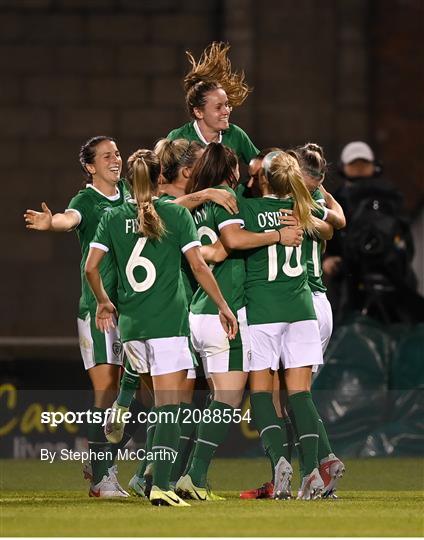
264;151;320;234
127;149;166;240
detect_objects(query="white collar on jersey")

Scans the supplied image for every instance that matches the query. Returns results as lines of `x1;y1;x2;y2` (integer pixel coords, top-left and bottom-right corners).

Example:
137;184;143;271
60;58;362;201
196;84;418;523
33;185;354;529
87;183;120;201
193;121;222;145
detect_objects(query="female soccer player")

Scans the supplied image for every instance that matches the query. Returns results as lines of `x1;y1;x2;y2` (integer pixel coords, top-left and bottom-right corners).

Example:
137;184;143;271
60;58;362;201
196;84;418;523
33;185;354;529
240;146;345;500
174;143;303;501
85;148;237;507
290;143;346;498
24;136;130;497
235;150;334;500
168;42;258;164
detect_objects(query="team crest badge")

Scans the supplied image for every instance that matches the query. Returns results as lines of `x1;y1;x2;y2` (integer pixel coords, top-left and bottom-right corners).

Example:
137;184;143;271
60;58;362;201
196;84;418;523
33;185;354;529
112;340;123;357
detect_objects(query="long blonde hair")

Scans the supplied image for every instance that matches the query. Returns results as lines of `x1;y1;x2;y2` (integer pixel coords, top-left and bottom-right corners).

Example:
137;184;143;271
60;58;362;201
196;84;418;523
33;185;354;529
263;151;319;234
184;42;252;112
126;149;166;240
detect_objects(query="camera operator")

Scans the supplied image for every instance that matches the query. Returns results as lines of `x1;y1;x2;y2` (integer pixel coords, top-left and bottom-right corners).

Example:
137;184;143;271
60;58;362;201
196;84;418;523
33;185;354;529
323;141;424;324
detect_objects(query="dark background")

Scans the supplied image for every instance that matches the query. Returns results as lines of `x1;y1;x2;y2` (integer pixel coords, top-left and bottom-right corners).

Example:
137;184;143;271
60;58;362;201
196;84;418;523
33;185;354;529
1;0;423;338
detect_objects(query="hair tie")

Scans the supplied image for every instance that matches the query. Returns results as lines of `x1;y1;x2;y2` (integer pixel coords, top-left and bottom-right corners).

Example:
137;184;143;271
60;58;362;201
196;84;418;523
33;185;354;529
262;151;282;176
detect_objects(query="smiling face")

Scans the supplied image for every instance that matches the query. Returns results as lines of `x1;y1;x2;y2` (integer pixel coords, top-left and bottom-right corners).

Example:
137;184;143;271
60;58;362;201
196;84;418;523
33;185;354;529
85;140;122;186
193;88;231;133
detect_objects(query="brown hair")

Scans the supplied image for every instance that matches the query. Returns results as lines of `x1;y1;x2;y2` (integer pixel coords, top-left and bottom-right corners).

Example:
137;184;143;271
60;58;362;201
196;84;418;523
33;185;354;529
294;142;327;180
190;143;239;193
154;138;203;182
79;135;116;185
184;42;252;116
263;151;319;233
126;149;166;240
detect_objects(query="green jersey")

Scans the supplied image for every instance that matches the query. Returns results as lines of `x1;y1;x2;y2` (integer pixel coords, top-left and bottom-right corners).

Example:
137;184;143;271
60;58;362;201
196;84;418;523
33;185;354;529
158;193;198;303
167;122;259;164
67;180;131;318
190;186;246;315
240;196;316;324
91;199;200;342
305;189;327;293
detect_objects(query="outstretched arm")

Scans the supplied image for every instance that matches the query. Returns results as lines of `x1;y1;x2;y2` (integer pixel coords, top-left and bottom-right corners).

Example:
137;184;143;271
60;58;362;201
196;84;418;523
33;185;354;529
173;188;238;215
24;202;80;232
184;246;238;340
85;247;117;333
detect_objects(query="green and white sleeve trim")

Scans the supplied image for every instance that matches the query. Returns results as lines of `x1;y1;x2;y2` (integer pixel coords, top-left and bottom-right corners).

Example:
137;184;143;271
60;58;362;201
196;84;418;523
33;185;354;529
321;207;329;221
181;240;202;254
65;208;82;226
218;218;244;230
89;241;109;252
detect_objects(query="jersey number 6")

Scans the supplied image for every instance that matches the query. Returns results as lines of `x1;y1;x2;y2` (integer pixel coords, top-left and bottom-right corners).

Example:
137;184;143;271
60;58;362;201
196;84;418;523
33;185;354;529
126;238;156;292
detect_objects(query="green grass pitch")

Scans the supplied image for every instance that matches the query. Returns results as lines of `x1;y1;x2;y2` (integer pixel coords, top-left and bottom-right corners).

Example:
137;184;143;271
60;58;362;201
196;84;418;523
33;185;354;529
1;458;423;536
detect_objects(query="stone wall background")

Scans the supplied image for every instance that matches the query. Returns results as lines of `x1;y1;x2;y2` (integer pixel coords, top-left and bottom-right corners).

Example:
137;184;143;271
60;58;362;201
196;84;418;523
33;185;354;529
1;0;422;336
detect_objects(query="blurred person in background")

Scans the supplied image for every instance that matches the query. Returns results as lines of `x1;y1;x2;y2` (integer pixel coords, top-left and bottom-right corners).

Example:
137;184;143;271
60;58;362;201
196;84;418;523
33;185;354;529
323;141;424;324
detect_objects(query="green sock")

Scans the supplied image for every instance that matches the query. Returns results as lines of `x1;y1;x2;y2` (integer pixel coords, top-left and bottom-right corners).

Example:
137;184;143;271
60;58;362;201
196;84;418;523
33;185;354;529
151;404;180;490
288;391;319;475
250;392;285;470
276;416;292;463
136;407;156;479
188;400;234;487
287;408;304;478
317;417;333;462
183;392;212;476
117;360;139;408
87;407;112;484
170;402;196;482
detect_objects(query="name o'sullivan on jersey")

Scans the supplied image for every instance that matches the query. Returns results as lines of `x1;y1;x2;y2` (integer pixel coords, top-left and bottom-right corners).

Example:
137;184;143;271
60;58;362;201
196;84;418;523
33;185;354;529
39;448;177;464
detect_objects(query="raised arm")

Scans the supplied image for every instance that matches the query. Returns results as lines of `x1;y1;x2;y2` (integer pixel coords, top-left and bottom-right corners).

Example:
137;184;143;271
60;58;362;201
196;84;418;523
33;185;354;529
320;186;346;229
184;246;238;339
24;202;80;232
173;188;238;215
85;247;117;333
311;216;334;241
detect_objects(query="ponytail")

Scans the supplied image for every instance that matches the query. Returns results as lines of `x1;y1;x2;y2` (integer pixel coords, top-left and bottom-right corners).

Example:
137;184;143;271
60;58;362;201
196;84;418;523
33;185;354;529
263;151;319;234
127;149;166;240
294;142;327;180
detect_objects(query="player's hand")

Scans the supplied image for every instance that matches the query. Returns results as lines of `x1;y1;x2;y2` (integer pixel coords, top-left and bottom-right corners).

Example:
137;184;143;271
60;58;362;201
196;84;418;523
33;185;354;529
278;209;299;227
24;202;53;231
218;306;238;340
96;301;117;333
279;226;303;247
207;189;239;215
322;256;342;277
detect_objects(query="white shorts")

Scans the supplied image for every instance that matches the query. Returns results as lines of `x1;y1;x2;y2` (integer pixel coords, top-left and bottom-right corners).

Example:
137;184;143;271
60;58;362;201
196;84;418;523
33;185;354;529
77;314;123;371
189;307;250;374
123;336;194;377
312;292;333;354
249;319;323;372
